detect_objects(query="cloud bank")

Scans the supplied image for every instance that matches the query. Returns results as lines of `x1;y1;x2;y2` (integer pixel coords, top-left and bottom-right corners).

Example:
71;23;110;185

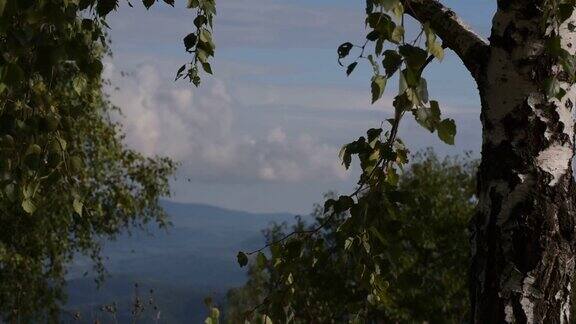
107;63;348;184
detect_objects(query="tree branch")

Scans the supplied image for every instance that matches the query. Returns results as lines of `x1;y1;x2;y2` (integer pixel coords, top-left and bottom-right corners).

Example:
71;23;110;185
402;0;489;80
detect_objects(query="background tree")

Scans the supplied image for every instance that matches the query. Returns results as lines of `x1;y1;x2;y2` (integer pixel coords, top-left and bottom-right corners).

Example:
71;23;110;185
229;151;476;323
0;1;191;320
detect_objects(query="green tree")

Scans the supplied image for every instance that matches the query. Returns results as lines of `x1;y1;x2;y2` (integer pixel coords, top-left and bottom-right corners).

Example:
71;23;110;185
229;151;476;323
0;1;181;320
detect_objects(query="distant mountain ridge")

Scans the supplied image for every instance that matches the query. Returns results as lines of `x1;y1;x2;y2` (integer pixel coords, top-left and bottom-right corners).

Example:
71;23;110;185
65;200;297;323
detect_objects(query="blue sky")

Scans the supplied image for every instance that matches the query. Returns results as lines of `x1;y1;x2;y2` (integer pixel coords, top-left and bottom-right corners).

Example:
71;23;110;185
105;0;496;214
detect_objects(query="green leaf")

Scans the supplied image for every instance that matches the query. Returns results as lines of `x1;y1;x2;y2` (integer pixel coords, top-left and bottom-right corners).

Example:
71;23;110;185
237;251;248;267
261;314;273;324
183;33;197;52
73;198;83;216
367;13;395;36
197;49;208;63
430;100;441;117
391;25;404;44
324;198;337;213
382;50;402;76
344;237;354;250
336;195;354;212
366;30;380;41
339;145;352;169
417;78;429;103
26;144;42;156
194;15;207;28
286;273;294;285
392;2;404;18
404;67;420;88
199;29;213;46
346;62;358;76
361;236;371;253
72;75;87;95
143;0;155;9
387;167;399;185
375;39;384;55
371;75;387;104
256;252;267;269
367;128;383;143
337;42;353;59
96;0;118;16
428;42;444;61
176;64;186;80
437;118;456;145
22;199;36;214
0;0;6;17
393;93;413;111
56;137;67;151
4;184;15;202
381;0;399;11
23;184;34;199
399;45;428;71
413;106;439;131
202;62;213;74
424;24;444;61
210;307;220;320
398;71;408;94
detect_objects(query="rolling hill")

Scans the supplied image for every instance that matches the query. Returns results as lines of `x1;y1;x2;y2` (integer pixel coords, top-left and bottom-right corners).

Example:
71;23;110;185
64;201;297;323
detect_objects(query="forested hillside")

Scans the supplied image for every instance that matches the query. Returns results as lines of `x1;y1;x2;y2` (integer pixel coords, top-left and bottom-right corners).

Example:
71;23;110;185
64;202;295;323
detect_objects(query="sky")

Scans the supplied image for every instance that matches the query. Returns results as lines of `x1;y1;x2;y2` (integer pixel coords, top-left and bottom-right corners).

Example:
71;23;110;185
104;0;496;214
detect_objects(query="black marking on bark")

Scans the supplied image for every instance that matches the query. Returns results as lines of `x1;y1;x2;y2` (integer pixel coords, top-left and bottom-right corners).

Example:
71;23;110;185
512;202;541;273
512;297;529;323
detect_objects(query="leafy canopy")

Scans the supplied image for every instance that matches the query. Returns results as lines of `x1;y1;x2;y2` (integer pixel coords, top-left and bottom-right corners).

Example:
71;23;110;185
229;151;476;323
0;0;211;319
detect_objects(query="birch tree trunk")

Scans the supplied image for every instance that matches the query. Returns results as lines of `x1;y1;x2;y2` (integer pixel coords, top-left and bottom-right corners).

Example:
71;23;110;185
402;0;576;322
469;2;576;323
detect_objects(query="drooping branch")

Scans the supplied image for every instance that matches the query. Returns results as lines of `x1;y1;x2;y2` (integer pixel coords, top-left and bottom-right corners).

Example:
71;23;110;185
402;0;489;80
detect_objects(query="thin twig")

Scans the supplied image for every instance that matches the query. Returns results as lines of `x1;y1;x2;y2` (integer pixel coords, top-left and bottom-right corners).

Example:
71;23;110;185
245;211;338;255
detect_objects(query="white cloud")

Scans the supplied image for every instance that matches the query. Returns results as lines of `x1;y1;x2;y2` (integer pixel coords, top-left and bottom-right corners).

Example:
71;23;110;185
107;63;349;183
